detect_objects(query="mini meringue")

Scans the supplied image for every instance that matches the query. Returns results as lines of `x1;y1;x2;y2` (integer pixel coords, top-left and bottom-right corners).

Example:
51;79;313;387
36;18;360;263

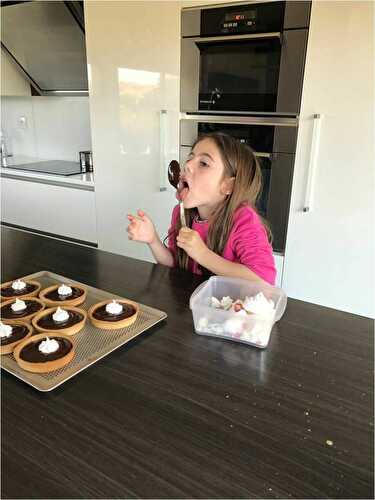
11;279;26;291
52;307;69;323
39;337;59;354
11;298;27;312
0;321;13;338
105;300;123;315
242;293;275;316
58;284;73;296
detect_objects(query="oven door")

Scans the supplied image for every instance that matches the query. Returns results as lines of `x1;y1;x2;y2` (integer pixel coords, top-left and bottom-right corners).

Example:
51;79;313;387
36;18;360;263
181;30;308;114
179;115;296;252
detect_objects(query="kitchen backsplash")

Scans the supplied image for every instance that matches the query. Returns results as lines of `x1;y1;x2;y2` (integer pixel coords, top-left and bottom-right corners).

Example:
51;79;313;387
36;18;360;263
1;96;92;162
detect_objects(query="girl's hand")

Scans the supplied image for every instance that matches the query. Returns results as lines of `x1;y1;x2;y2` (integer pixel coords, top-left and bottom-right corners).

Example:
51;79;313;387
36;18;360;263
176;227;209;263
127;210;156;244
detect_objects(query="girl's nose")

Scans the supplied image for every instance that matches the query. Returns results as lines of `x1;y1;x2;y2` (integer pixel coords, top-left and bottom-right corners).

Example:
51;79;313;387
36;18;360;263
182;160;193;175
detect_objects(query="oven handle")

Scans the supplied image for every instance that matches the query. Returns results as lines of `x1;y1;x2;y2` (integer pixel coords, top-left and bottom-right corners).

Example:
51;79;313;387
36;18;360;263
193;32;282;44
254;152;272;159
180;113;298;127
303;114;323;212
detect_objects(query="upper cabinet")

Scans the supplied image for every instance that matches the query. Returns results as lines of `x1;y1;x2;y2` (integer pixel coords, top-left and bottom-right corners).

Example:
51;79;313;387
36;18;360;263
1;1;88;96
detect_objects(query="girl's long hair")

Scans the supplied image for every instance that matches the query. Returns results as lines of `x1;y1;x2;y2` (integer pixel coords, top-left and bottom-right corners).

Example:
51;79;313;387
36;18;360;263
174;132;272;270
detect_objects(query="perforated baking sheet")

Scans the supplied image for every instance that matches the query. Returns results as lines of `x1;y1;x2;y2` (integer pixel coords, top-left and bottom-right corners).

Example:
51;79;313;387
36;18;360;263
1;271;167;392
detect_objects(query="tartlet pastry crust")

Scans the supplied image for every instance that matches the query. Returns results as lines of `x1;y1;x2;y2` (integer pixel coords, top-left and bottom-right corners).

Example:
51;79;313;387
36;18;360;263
0;321;33;355
0;280;41;301
14;333;75;373
39;284;87;307
88;299;139;330
32;306;87;335
0;297;45;323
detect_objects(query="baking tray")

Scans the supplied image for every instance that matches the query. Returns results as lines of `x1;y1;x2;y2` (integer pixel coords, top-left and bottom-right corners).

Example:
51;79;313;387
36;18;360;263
1;271;167;392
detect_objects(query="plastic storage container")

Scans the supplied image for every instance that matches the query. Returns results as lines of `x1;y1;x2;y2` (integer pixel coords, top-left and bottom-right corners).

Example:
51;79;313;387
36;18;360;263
189;276;287;348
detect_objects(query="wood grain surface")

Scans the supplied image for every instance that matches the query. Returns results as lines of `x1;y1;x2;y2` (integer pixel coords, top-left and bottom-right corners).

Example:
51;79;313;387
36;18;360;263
1;227;373;499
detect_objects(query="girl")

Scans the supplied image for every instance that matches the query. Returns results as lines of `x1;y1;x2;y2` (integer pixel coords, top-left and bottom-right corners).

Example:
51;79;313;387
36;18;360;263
127;132;276;285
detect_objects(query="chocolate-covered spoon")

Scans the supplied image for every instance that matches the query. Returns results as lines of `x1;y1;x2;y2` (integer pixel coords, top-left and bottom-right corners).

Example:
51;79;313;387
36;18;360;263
168;160;186;227
168;160;180;189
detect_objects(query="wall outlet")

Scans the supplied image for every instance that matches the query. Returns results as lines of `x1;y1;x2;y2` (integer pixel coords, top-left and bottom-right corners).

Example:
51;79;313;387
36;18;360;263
18;116;28;129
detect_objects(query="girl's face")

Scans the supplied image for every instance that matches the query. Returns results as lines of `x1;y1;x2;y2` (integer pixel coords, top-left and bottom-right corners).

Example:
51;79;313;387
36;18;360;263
180;138;233;219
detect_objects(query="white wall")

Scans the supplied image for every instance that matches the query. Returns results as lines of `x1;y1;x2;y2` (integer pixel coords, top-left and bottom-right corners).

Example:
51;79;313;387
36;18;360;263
85;1;180;262
1;47;31;96
283;1;374;317
1;96;92;161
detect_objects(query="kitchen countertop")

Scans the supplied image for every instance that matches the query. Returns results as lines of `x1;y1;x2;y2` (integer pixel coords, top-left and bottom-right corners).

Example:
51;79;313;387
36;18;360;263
1;227;373;499
1;155;94;190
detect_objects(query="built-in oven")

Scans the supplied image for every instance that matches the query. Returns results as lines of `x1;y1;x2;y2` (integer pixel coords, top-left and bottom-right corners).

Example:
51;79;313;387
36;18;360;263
181;1;311;114
179;115;298;253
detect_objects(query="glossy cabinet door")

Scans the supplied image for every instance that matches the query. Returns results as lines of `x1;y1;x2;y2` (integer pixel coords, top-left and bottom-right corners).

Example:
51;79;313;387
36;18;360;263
85;1;180;262
1;177;97;243
283;1;374;317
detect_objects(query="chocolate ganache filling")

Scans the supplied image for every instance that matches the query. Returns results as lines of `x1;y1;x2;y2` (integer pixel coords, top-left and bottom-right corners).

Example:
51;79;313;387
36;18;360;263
1;283;38;298
45;286;84;302
19;337;73;363
1;300;42;319
93;303;136;322
1;324;29;345
37;310;84;330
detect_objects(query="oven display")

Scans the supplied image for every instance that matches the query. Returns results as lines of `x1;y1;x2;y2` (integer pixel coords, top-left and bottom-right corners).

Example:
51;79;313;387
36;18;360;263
222;10;257;29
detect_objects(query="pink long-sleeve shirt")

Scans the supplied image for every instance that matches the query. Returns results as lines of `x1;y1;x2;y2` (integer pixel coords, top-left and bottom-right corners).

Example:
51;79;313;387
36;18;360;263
168;204;276;285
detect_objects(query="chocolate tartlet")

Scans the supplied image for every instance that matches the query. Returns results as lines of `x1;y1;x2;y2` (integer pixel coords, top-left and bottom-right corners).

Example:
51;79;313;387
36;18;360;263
88;299;139;330
32;306;87;336
39;283;87;307
0;279;41;301
0;321;33;355
14;333;75;373
0;297;45;323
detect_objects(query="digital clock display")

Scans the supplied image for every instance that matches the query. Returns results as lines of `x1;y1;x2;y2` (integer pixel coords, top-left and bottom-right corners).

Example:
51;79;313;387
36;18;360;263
224;10;256;22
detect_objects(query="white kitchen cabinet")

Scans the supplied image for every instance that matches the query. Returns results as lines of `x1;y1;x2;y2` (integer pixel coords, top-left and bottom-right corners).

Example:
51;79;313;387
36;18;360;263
1;177;97;244
274;254;284;288
283;1;374;317
85;1;180;262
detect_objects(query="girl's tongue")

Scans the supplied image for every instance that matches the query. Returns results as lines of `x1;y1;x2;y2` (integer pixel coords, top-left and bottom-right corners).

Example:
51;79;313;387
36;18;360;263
177;180;189;201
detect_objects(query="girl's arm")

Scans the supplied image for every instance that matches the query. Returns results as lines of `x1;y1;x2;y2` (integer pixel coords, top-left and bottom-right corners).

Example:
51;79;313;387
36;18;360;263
176;227;267;283
199;248;265;282
148;236;174;267
127;210;174;267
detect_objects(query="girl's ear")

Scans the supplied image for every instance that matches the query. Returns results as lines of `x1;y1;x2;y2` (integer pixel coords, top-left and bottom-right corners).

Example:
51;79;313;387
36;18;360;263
221;176;235;196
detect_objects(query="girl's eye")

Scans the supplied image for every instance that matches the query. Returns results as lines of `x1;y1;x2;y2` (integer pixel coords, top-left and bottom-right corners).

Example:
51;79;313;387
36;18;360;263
199;160;209;167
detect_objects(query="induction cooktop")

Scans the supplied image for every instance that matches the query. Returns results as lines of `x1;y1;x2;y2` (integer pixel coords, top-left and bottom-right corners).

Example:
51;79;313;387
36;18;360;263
7;160;82;176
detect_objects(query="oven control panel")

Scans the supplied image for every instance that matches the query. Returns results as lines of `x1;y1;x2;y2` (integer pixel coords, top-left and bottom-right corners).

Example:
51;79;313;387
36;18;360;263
201;2;285;36
222;10;256;32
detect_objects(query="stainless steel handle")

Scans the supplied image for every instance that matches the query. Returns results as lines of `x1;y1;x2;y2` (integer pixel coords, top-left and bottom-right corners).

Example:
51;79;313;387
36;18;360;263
254;152;272;159
303;114;323;212
192;32;281;44
180;113;298;127
159;110;167;192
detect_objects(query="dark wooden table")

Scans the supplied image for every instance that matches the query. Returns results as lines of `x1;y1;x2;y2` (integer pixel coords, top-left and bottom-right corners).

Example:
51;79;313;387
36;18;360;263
1;227;373;499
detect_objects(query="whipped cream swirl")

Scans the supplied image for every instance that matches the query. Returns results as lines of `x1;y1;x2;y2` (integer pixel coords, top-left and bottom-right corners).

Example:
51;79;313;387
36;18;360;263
52;307;69;323
0;321;13;338
105;300;123;315
39;337;59;354
12;279;27;291
243;292;275;316
11;298;27;312
58;284;73;296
